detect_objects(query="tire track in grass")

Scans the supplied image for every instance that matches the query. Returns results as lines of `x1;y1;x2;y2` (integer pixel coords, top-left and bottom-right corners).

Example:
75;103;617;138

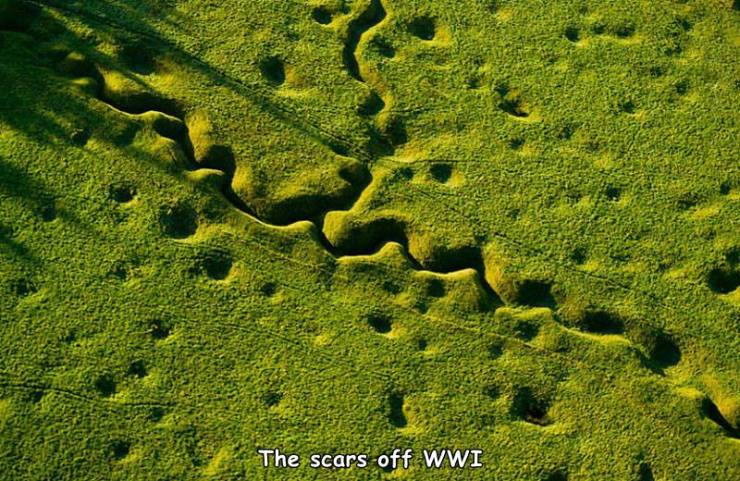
0;375;174;410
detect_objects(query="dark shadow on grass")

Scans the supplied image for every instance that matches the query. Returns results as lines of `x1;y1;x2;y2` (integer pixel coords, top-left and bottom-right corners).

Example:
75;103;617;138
25;0;374;161
0;224;37;263
0;155;84;238
0;157;50;209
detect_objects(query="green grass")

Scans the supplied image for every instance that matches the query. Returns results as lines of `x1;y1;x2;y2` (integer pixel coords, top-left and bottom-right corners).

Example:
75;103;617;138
1;0;739;479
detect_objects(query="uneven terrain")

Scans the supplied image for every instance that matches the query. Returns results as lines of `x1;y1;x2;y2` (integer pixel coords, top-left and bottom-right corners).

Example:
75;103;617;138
1;0;739;480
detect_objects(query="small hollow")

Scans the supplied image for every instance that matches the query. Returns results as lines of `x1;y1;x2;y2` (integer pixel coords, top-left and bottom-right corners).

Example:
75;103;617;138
408;17;436;40
312;7;332;25
368;313;392;334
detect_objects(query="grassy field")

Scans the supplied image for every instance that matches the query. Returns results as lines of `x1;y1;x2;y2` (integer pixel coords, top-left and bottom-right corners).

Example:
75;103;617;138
1;0;739;479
